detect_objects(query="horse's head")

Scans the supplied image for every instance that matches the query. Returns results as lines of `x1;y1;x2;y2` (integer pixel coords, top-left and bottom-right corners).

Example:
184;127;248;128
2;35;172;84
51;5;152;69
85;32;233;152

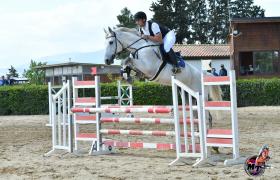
104;27;142;65
104;27;123;65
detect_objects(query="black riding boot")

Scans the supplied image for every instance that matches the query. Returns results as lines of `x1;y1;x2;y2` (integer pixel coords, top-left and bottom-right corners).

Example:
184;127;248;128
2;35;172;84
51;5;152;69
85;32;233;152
167;49;181;74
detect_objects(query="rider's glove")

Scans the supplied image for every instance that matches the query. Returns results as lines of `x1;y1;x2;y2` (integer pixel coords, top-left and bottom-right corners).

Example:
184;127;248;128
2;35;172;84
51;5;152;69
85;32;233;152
141;35;149;40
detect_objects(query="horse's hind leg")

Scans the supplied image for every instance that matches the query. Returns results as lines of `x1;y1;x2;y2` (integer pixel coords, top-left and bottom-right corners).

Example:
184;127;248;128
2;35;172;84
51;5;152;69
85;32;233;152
203;108;212;129
208;111;213;129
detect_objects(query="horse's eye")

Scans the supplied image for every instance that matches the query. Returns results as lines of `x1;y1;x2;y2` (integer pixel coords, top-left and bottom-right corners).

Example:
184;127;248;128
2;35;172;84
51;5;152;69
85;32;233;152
109;41;113;45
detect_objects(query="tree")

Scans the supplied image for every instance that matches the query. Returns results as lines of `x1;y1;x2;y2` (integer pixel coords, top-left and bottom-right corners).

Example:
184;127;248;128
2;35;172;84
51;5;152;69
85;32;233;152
116;8;137;59
151;0;265;44
172;0;191;43
23;60;46;85
150;0;175;31
7;65;19;77
151;0;209;44
118;0;265;45
230;0;265;18
207;0;229;43
189;0;209;44
151;0;191;43
116;7;136;28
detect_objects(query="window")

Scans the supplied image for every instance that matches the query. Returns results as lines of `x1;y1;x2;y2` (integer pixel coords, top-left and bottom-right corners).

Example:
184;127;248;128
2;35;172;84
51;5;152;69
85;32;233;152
239;52;253;75
239;51;279;76
254;51;279;74
53;76;61;85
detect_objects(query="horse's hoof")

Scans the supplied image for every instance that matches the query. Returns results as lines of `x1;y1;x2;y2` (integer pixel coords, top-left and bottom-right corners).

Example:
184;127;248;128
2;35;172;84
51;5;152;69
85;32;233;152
127;77;133;84
211;147;220;154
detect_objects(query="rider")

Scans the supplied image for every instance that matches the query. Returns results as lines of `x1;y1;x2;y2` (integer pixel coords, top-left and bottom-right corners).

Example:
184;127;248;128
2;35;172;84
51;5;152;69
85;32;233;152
134;11;180;74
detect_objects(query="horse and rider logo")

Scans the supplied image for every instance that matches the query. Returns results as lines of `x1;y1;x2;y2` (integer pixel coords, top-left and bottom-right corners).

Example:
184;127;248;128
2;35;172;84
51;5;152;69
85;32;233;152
244;144;271;177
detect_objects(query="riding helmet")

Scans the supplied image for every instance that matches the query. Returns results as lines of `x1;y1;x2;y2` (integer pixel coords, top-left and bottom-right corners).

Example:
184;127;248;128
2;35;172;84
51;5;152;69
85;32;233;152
134;11;147;20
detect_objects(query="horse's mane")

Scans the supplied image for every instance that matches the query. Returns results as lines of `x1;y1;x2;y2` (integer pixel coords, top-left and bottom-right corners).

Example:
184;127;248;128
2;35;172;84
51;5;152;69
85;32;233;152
115;27;140;36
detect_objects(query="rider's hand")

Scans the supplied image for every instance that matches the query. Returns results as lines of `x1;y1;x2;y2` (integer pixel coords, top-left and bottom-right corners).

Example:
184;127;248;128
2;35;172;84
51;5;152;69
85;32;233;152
141;34;149;40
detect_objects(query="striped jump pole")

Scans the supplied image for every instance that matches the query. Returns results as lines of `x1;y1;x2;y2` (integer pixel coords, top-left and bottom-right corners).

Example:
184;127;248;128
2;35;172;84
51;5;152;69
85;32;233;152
74;116;199;125
100;117;199;125
101;105;198;111
104;140;177;150
103;140;200;152
100;129;198;137
72;107;173;114
100;129;176;136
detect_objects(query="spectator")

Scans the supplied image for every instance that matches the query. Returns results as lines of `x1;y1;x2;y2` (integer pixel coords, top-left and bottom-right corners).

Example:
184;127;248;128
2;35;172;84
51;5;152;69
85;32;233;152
0;76;5;86
248;65;254;75
219;64;228;76
207;62;212;73
211;68;218;76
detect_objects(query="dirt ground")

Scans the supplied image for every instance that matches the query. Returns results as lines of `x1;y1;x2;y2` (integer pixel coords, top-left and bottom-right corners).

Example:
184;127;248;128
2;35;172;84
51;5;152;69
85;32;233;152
0;106;280;179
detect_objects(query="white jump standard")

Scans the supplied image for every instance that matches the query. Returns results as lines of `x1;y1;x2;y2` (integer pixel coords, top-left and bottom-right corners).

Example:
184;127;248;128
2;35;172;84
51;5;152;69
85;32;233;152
45;80;72;156
47;70;243;167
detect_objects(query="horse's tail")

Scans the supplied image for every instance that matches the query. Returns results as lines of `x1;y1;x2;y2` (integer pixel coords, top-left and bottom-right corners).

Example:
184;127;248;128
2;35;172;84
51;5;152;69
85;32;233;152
201;71;223;101
209;85;223;101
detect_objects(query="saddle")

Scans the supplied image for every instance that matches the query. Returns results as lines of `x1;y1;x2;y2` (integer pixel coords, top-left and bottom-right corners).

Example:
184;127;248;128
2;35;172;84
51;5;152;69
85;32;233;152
158;46;185;68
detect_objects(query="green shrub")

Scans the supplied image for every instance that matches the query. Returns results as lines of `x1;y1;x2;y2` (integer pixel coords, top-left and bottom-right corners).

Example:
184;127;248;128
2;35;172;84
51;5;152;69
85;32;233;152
0;85;48;115
0;78;279;115
236;78;280;107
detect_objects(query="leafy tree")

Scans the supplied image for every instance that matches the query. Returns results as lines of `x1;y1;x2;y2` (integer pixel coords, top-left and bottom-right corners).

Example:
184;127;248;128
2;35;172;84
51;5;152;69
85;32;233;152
189;0;209;44
230;0;265;18
151;0;208;44
115;8;137;59
7;65;19;77
207;0;229;43
23;60;46;85
152;0;265;44
172;0;190;43
150;0;175;31
116;7;136;28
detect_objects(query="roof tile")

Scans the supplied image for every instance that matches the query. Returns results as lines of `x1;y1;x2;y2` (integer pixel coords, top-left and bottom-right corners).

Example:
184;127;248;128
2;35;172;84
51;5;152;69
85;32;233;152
173;44;231;58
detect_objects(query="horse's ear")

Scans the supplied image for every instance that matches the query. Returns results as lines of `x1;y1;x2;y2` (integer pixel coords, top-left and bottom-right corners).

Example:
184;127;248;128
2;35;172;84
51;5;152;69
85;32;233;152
108;26;113;34
104;28;108;36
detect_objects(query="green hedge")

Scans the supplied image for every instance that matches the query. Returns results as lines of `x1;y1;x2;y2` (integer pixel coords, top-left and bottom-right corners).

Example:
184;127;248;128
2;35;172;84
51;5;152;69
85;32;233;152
0;85;49;115
237;78;280;106
0;79;279;115
81;81;173;105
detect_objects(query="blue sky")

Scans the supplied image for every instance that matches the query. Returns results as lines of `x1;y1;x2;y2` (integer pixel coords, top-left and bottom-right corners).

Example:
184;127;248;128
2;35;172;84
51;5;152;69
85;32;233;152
0;0;279;75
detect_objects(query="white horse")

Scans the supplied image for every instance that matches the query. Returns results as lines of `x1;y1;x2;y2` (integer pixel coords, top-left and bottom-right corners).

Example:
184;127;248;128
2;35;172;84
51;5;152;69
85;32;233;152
103;27;222;103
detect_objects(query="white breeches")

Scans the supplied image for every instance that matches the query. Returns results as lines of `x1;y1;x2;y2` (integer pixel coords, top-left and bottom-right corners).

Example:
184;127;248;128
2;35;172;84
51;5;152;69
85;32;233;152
163;30;176;52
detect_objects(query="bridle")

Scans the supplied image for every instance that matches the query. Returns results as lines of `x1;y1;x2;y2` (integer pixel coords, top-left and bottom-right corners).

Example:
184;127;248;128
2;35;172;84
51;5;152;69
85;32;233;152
106;31;145;59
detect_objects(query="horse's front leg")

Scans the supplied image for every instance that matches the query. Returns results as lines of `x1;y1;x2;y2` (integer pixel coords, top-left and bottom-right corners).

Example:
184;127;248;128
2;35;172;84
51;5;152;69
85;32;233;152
121;56;133;83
